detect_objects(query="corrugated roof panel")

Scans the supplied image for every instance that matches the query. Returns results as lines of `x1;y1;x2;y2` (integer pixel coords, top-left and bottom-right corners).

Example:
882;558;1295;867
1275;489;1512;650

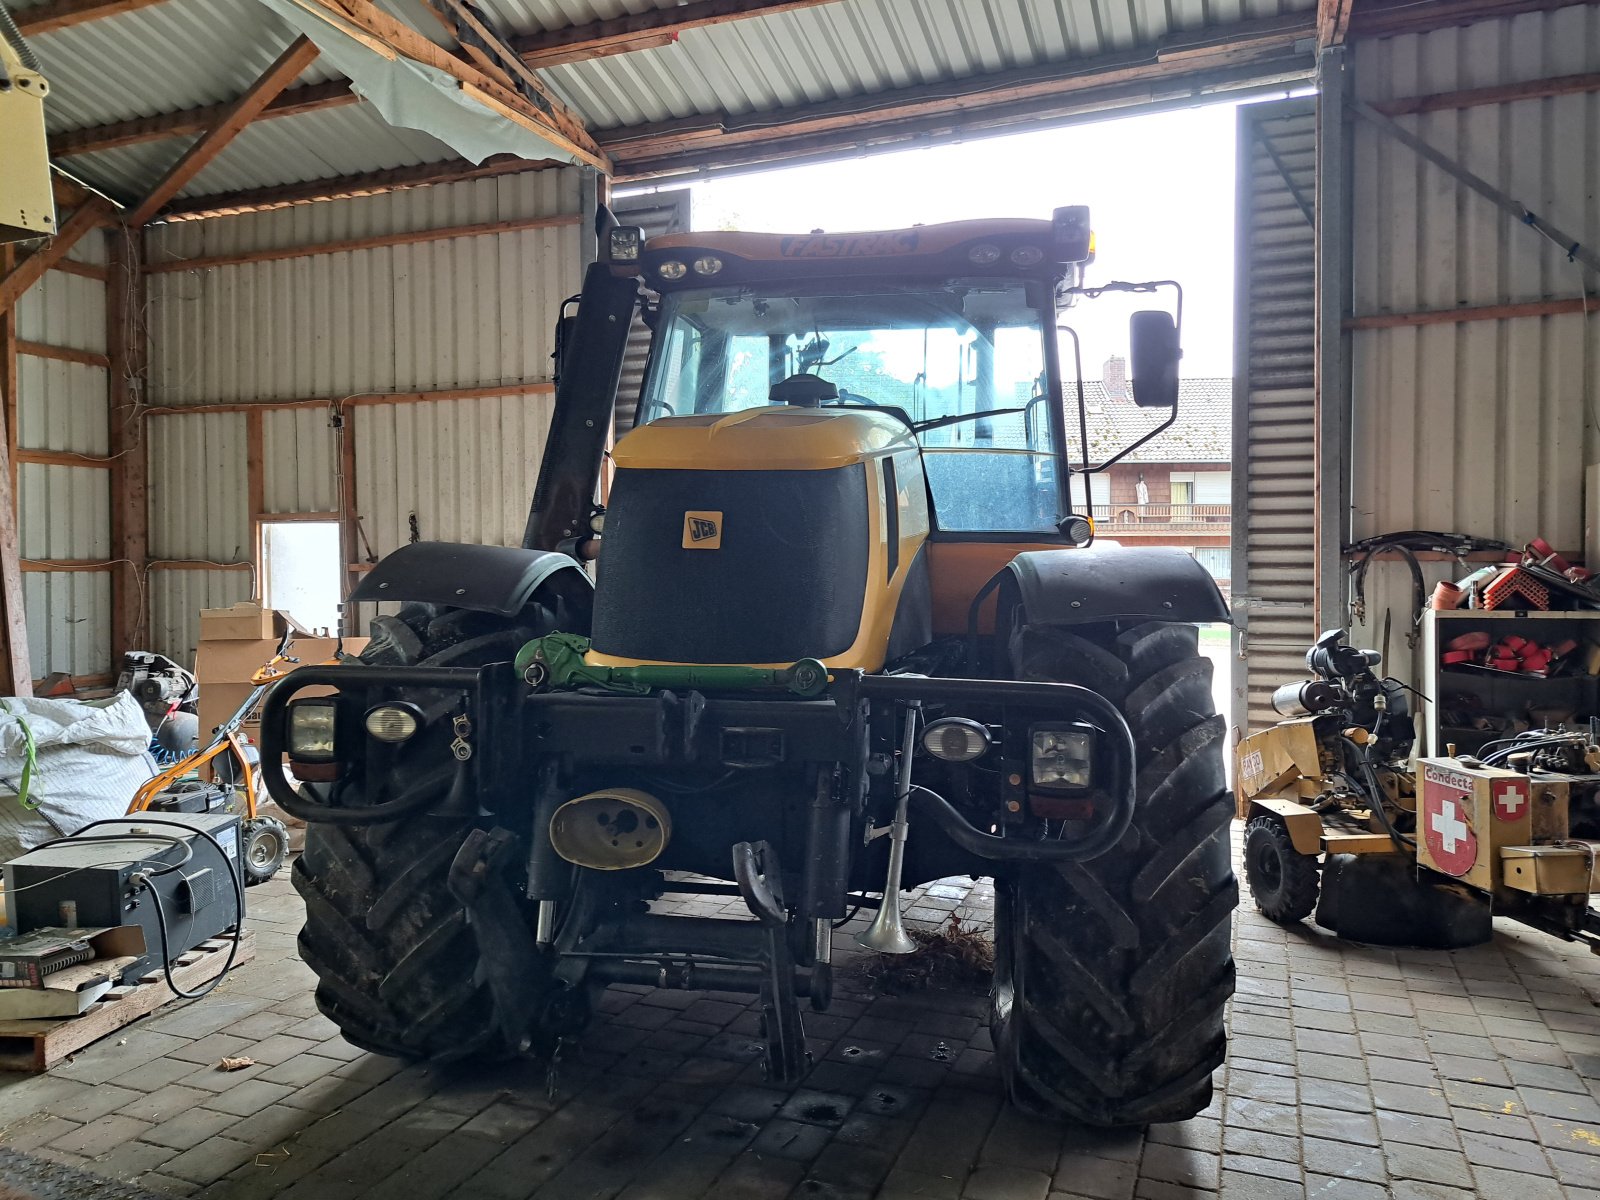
181;103;457;198
36;0;1315;194
28;0;332;131
15;271;106;352
146;412;251;561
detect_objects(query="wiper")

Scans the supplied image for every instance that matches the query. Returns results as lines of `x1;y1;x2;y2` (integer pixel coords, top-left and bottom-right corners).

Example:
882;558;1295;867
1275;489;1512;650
911;393;1046;435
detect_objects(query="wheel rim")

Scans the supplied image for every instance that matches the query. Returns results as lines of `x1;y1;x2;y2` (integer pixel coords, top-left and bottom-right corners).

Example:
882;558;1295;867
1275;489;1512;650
249;830;283;868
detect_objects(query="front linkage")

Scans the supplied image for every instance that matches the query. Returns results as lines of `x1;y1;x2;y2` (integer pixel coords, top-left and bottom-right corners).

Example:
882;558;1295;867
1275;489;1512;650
258;651;1136;1083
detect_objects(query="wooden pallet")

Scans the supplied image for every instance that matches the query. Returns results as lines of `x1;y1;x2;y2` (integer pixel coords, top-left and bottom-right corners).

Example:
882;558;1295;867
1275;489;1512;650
0;930;256;1073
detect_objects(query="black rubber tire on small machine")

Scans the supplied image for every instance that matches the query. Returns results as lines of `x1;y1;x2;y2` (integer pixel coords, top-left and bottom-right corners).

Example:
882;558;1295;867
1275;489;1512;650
992;620;1236;1127
241;815;289;886
1243;815;1320;925
292;602;552;1062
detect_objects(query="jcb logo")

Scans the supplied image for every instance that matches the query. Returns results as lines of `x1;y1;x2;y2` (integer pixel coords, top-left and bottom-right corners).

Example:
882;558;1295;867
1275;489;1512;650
682;511;722;549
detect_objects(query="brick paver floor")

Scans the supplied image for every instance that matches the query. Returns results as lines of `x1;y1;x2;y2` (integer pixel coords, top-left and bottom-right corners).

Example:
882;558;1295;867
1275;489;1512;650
4;826;1600;1199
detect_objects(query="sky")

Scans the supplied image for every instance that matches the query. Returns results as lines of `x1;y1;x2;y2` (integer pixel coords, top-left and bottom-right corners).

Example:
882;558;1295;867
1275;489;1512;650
620;96;1275;380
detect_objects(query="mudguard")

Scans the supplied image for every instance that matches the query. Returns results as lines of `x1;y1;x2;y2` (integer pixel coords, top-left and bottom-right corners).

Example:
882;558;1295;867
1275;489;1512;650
995;543;1230;627
350;541;592;617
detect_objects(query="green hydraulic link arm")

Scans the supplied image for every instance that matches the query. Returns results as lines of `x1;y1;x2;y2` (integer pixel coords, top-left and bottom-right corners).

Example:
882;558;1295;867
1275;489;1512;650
514;632;830;698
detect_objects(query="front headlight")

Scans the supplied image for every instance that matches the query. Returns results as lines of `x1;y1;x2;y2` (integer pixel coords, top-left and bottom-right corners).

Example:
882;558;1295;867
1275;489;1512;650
287;699;338;761
364;702;421;744
922;717;990;763
1031;724;1095;789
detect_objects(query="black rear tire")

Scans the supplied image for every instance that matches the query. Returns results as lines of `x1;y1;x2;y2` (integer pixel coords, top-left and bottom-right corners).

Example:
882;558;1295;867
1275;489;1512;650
1243;815;1319;924
992;620;1235;1127
293;602;551;1062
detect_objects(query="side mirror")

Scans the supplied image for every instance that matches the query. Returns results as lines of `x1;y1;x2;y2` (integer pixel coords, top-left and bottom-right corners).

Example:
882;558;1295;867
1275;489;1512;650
1129;310;1180;409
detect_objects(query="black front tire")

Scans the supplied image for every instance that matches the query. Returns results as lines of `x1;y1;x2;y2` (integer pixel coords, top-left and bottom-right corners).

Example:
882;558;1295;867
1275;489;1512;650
1243;815;1319;924
992;620;1236;1127
293;602;552;1062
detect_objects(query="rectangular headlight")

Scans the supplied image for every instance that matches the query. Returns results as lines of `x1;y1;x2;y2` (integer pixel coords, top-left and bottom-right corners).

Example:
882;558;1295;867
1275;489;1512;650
287;699;338;762
607;226;643;263
1031;724;1094;790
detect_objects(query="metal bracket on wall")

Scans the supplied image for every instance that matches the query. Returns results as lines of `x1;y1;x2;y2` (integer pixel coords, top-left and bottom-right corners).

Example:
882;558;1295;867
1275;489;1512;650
1350;99;1600;277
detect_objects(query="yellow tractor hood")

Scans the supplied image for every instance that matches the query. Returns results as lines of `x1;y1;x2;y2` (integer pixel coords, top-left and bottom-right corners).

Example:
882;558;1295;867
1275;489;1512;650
613;407;915;471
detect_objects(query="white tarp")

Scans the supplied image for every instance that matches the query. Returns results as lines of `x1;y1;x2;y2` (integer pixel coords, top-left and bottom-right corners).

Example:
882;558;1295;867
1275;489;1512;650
0;692;157;864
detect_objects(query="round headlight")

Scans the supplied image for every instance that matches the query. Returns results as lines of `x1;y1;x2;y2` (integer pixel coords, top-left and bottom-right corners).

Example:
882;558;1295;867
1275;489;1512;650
968;244;1001;265
692;255;724;276
657;259;688;281
1059;514;1093;545
1010;245;1044;266
922;717;991;763
365;703;421;744
589;510;606;534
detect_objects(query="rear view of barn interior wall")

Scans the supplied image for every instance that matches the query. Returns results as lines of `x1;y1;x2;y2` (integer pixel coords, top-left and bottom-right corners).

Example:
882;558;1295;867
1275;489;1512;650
140;167;586;665
1341;6;1600;687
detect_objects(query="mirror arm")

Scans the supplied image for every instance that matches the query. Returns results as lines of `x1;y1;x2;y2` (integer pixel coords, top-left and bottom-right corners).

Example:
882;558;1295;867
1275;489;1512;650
1089;402;1181;473
1057;324;1091;517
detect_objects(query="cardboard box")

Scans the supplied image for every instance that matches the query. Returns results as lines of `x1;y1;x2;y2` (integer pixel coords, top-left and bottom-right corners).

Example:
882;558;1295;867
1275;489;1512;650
199;603;288;643
195;633;367;753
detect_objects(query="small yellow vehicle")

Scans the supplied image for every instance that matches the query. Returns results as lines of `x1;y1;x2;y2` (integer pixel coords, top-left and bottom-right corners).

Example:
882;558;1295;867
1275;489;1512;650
1236;629;1600;950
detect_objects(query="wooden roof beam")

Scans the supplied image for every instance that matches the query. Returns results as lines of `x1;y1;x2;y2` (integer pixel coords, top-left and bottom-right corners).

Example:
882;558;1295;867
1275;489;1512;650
1316;0;1354;47
130;35;321;225
15;0;169;34
52;80;358;159
512;0;847;70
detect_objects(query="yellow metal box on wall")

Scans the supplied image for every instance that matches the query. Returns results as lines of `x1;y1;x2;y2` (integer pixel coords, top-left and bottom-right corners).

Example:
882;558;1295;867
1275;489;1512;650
0;39;55;243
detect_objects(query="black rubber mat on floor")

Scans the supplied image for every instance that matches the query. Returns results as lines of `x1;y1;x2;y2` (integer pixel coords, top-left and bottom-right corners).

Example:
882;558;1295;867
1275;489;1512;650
0;1148;165;1200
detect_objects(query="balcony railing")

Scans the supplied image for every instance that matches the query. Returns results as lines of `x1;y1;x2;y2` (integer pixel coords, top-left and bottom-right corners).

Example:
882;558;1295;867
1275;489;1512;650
1090;503;1231;530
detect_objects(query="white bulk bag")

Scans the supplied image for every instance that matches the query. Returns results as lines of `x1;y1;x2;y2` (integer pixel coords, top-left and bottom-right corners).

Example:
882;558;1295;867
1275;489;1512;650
0;691;158;865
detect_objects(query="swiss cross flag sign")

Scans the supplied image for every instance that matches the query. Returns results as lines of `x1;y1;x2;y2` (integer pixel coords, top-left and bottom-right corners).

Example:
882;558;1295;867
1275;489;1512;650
1422;785;1478;877
1492;778;1529;822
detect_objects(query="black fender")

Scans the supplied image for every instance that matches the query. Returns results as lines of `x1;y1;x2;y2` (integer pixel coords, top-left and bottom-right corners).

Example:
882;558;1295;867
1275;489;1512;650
350;541;593;618
992;543;1230;629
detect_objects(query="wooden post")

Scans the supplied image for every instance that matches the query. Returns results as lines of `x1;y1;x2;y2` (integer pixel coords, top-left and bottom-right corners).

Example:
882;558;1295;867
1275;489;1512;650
0;247;32;695
108;228;149;658
246;408;264;601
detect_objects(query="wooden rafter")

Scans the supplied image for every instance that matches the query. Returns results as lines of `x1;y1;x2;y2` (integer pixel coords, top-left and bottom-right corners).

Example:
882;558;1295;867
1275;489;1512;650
15;0;168;34
1316;0;1354;47
0;198;115;316
512;0;844;69
1373;70;1600;116
130;36;322;226
296;0;608;172
52;81;358;159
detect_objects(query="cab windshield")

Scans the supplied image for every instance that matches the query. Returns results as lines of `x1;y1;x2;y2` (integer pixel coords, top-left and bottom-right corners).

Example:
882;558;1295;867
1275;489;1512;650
635;280;1057;532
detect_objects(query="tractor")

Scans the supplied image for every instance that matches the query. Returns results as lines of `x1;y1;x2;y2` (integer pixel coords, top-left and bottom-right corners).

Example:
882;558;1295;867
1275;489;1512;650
258;206;1235;1127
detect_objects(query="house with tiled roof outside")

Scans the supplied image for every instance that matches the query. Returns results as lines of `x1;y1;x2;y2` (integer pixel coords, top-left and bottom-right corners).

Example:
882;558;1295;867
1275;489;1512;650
1053;356;1232;598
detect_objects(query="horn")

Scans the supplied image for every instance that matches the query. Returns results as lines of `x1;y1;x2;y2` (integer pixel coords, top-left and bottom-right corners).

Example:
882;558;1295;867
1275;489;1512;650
857;704;920;956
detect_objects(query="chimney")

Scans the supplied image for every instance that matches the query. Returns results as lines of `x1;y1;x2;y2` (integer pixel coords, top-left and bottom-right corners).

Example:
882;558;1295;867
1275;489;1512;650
1103;354;1129;403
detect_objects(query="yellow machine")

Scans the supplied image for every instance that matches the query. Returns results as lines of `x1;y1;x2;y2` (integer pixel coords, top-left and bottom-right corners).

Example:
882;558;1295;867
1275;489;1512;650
1237;629;1600;949
0;7;56;243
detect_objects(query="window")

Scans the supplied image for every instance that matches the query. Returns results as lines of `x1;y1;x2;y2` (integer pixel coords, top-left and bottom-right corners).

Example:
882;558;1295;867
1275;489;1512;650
261;520;342;634
637;281;1057;532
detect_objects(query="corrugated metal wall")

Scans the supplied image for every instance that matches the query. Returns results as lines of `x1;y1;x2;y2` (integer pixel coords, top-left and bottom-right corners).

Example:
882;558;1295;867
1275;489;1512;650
14;251;114;681
1344;7;1600;686
141;169;586;665
1231;98;1318;731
